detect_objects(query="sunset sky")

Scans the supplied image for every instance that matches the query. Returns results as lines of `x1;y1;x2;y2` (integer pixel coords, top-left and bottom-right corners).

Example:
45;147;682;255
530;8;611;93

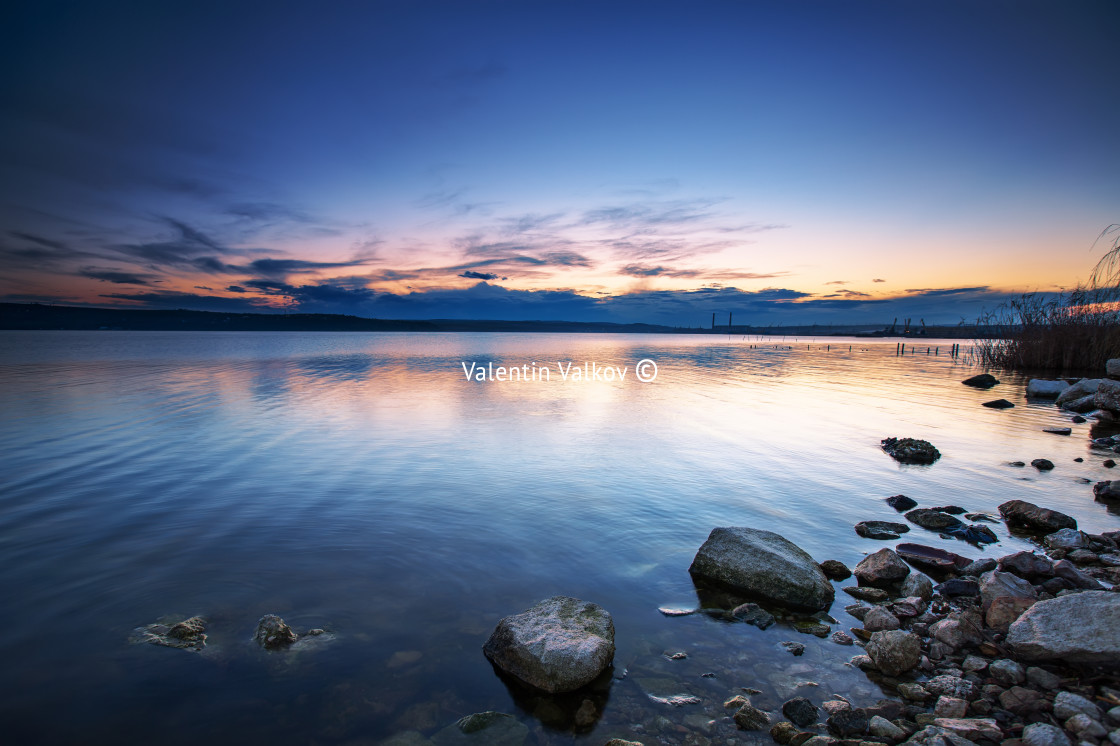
2;0;1117;326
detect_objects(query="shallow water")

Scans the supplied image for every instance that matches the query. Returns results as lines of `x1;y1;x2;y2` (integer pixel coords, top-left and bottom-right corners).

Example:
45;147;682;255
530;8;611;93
1;331;1116;745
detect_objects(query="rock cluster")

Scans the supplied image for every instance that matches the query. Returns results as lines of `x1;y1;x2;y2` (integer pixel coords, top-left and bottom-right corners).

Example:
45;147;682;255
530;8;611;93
881;438;941;465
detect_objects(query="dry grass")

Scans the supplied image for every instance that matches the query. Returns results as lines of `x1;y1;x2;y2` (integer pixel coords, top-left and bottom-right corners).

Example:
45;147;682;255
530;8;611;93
975;225;1120;372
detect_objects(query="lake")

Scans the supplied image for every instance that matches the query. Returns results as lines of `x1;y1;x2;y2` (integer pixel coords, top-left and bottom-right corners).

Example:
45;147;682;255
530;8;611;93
1;331;1116;745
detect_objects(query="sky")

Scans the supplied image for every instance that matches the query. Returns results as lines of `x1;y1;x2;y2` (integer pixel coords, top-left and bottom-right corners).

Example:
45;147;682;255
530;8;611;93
1;0;1118;326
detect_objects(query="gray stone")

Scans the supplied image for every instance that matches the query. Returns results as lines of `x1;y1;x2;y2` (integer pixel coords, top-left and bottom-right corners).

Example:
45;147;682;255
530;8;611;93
999;551;1055;580
733;703;771;730
1057;379;1105;406
882;437;941;465
1027;379;1071;398
865;630;921;676
1052;559;1104;590
1032;458;1056;470
988;659;1025;686
827;707;869;738
1046;529;1090;550
482;596;614;693
854;548;911;587
430;711;529;746
999;500;1077;532
900;572;934;601
869;715;906;741
820;560;852;580
925;675;976;701
1095;379;1120;412
980;570;1038;633
731;602;776;629
1094;480;1120;501
901;725;975;746
898;683;930;701
856;520;911;540
1062;394;1099;413
1022;723;1072;746
935;697;969;719
930;612;984;648
689;527;834;611
932;717;1002;741
887;494;919;511
783;697;819;727
1053;691;1103;721
905;509;964;531
960;558;998;576
864;607;901;631
1065;714;1107;739
963;373;1000;389
844;586;889;602
1026;666;1062;690
254;614;298;649
1108;360;1120;378
1007;592;1120;664
961;655;988;672
130;615;208;651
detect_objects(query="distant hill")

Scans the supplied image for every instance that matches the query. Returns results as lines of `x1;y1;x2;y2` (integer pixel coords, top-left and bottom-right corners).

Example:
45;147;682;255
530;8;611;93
0;303;685;333
0;303;997;337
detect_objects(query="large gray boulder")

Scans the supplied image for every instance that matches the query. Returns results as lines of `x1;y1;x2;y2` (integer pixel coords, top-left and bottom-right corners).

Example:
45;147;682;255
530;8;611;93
482;596;615;693
1095;379;1120;412
1056;379;1103;407
1108;359;1120;379
689;527;835;611
1006;591;1120;664
1027;379;1070;398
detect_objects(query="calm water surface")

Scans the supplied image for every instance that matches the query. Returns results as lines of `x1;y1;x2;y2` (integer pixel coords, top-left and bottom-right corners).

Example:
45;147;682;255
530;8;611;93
1;332;1117;745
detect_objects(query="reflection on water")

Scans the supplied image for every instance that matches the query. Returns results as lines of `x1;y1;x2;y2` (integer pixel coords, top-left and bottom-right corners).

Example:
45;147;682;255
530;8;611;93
0;331;1116;745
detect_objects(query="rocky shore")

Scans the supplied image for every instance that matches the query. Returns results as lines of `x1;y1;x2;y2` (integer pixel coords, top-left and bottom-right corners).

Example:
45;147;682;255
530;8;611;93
132;365;1120;746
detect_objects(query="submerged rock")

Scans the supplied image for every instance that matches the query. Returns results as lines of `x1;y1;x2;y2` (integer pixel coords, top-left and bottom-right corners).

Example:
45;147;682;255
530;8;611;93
731;602;776;629
689;527;834;611
783;697;819;727
131;615;208;651
855;520;910;540
254;614;298;649
998;499;1076;532
982;399;1015;409
482;596;614;693
1006;591;1120;663
962;373;1000;388
430;711;529;745
734;702;771;730
881;437;941;465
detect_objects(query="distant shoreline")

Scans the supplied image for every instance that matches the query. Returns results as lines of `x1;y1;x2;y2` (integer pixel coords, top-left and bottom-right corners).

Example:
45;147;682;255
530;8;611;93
0;303;1000;338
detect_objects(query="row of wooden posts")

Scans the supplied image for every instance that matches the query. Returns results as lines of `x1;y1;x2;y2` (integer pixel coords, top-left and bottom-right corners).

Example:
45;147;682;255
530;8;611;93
896;342;962;357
